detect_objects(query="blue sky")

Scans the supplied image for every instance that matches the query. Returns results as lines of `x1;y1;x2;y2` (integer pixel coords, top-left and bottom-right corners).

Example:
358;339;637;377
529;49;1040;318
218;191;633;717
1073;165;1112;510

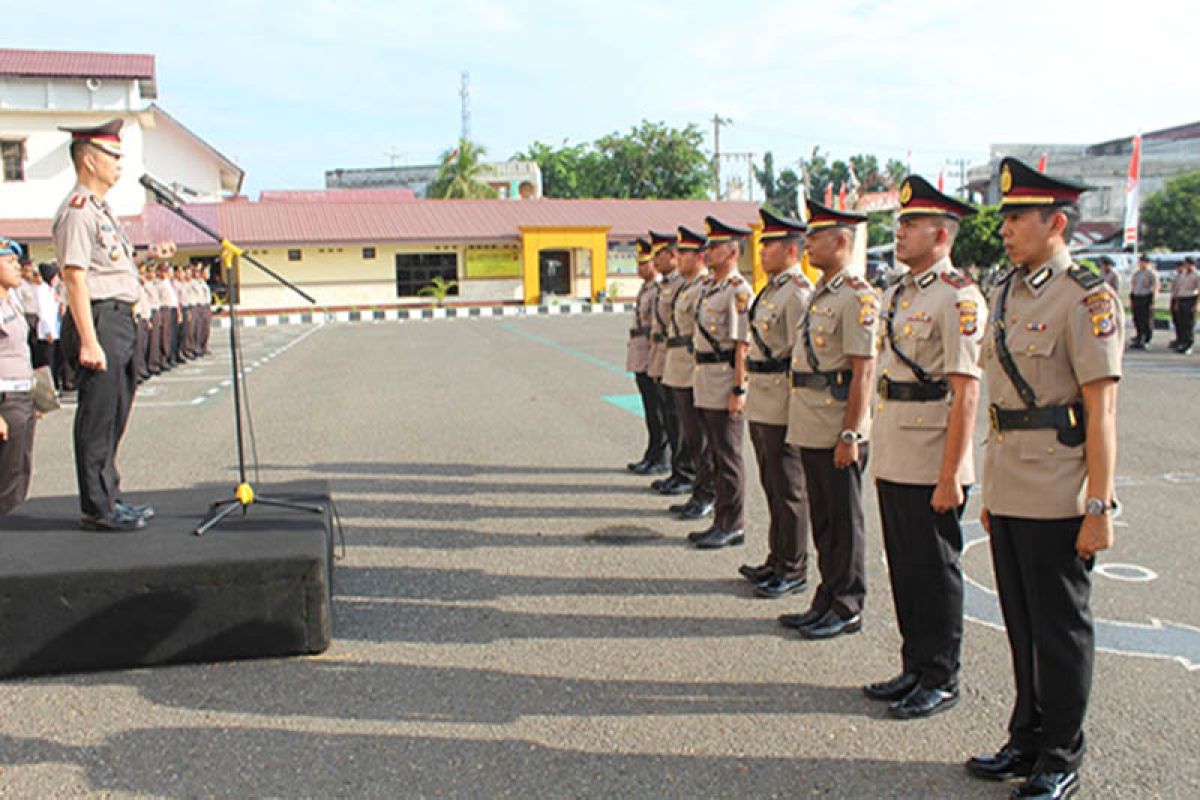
14;0;1197;195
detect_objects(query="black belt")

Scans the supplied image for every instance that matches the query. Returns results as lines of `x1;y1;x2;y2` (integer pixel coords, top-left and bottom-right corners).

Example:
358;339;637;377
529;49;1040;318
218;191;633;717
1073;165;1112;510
989;402;1086;446
666;335;692;349
629;325;650;339
695;350;734;365
792;369;852;401
651;332;667;343
878;375;948;401
747;357;789;374
92;298;135;311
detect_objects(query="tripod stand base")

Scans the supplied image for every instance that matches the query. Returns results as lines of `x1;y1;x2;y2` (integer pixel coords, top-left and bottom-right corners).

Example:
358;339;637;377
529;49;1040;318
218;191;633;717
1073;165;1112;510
195;482;327;536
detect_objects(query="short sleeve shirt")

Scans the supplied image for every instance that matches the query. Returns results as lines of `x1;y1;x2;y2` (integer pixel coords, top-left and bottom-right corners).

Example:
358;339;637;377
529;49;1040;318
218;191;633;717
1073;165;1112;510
746;265;812;425
692;271;752;410
663;272;709;389
51;184;139;303
626;277;658;373
1130;268;1158;296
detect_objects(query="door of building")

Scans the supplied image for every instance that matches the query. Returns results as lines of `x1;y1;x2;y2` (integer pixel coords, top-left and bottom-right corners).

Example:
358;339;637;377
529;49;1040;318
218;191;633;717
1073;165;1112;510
538;250;571;297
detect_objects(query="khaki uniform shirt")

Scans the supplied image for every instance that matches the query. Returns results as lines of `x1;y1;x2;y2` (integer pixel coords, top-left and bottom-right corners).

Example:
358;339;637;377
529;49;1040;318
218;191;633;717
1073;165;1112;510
663;271;709;389
747;264;813;426
1130;267;1158;296
0;295;32;381
626;277;658;373
786;269;879;449
648;272;682;380
873;258;986;486
981;248;1124;518
692;271;752;411
1171;269;1200;298
51;184;139;303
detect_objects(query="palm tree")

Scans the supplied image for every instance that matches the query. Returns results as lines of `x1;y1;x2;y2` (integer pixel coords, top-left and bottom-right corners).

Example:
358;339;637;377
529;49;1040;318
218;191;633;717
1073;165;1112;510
429;139;498;199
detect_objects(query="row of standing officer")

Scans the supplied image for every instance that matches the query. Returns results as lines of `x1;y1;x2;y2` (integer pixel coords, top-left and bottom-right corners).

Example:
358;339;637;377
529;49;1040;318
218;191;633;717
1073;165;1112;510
134;261;214;382
623;157;1122;800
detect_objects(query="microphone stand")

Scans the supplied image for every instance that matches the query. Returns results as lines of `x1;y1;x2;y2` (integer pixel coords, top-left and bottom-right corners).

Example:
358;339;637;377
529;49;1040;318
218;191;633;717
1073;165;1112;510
139;175;326;536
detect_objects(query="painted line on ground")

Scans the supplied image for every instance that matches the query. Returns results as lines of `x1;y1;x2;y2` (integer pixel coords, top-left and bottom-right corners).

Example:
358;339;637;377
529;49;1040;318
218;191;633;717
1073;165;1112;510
498;321;632;378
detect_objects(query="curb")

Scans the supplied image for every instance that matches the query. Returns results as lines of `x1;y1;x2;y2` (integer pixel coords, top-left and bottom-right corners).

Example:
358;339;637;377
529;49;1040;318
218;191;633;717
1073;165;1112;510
213;301;637;329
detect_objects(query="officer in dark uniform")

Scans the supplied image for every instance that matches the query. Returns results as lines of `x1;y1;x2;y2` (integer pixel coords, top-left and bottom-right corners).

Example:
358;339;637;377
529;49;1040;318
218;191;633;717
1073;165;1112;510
52;120;156;531
968;158;1122;800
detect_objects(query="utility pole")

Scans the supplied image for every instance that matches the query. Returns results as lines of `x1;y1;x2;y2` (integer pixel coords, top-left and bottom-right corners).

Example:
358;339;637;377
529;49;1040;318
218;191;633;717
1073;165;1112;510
460;71;471;142
711;114;732;199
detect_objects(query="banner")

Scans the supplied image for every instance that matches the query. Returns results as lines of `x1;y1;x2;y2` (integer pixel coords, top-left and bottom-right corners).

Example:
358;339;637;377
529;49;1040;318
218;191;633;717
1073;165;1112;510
1123;134;1142;249
464;246;520;278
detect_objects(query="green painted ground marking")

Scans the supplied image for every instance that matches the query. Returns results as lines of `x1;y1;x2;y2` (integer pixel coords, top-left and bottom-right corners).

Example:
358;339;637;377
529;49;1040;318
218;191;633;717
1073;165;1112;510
603;394;645;418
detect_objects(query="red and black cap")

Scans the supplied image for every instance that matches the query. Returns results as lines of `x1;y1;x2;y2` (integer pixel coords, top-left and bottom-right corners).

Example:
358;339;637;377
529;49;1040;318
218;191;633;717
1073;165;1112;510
759;207;807;240
805;198;867;231
635;237;653;263
676;225;708;252
58;118;124;157
897;175;977;220
704;216;751;243
998;157;1090;212
649;230;677;254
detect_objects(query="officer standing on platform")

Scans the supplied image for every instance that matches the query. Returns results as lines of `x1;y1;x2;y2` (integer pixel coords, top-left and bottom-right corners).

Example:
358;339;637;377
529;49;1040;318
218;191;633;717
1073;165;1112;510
863;176;985;720
662;225;715;523
1169;256;1198;354
967;158;1122;800
648;230;693;497
52;119;156;531
740;208;814;598
626;238;669;475
1128;254;1157;350
689;216;753;549
778;199;877;640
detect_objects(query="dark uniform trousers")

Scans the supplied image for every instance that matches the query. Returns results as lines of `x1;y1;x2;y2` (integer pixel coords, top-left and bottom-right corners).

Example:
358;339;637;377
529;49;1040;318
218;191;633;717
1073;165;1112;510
148;309;165;373
62;300;137;518
199;305;212;353
800;445;868;619
634;371;669;465
58;311;79;391
0;392;36;515
749;422;809;579
657;381;692;483
988;514;1092;773
1172;296;1197;347
697;408;744;531
876;479;967;689
673;388;714;504
134;318;150;380
1130;294;1154;344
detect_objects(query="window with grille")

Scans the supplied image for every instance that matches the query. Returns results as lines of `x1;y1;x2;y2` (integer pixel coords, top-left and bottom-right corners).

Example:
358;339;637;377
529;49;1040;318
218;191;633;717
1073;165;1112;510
395;252;458;297
1;141;25;182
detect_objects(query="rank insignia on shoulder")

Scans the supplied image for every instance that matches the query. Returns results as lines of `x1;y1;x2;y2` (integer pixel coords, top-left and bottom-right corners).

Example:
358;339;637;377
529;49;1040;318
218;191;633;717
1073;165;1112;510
941;271;974;289
1069;264;1103;289
845;275;870;291
68;194;87;209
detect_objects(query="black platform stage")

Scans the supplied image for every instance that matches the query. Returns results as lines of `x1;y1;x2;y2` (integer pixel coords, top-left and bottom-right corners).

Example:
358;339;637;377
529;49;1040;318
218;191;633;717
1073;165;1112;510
0;482;333;679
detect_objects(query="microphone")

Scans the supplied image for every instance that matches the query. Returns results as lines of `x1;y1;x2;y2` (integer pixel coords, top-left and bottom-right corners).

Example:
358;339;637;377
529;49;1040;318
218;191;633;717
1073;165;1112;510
139;173;186;209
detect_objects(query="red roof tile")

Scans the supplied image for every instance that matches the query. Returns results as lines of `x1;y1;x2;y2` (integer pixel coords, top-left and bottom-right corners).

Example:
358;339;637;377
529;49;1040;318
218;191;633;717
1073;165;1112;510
0;48;155;80
258;189;418;204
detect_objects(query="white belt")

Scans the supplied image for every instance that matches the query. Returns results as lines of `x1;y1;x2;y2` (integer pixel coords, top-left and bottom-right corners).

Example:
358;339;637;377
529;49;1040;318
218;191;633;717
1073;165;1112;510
0;379;32;392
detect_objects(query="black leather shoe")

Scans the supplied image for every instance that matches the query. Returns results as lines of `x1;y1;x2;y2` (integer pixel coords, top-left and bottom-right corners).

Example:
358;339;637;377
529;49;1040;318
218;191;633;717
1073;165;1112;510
644;462;670;475
658;478;693;496
669;500;692;513
627;459;651;473
756;575;807;599
888;685;959;719
678;499;714;520
650;477;669;492
693;528;744;549
966;746;1037;781
116;500;155;520
798;610;862;640
687;526;715;542
80;509;147;532
1010;770;1079;799
739;563;774;584
778;606;826;630
863;672;919;701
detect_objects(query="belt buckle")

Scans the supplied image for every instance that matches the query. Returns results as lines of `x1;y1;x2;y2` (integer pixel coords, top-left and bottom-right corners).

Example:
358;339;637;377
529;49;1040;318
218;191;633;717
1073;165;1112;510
988;404;1000;432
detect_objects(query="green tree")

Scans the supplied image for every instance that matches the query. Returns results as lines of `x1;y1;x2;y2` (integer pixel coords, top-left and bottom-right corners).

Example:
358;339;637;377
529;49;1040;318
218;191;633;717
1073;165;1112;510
754;152;802;217
867;211;893;247
951;204;1006;271
429;138;498;199
1141;170;1200;250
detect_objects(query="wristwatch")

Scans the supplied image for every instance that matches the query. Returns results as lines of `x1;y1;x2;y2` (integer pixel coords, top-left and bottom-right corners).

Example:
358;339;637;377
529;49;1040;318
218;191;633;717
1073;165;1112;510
731;385;747;397
839;429;863;444
1085;497;1118;516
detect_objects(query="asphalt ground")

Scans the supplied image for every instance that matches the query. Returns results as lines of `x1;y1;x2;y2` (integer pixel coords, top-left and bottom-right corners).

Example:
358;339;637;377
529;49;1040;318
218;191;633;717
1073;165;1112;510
1;314;1197;798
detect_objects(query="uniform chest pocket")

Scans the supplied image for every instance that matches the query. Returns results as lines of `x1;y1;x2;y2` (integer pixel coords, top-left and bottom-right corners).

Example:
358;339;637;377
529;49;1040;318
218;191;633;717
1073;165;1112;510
1010;333;1057;360
896;401;948;430
809;311;840;348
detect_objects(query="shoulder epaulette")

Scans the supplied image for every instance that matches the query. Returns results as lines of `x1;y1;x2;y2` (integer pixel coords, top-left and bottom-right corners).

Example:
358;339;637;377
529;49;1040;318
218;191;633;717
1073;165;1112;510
845;275;870;291
1068;264;1103;290
941;271;975;289
995;267;1017;285
68;194;87;209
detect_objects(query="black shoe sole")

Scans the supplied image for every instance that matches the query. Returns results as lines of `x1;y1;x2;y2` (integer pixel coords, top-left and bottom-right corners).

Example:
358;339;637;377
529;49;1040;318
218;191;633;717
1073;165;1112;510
887;693;959;720
755;582;807;599
694;533;744;549
799;618;863;639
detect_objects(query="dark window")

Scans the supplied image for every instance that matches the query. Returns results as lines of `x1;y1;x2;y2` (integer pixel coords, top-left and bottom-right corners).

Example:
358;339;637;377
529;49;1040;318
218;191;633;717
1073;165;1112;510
1;141;25;182
363;247;376;259
395;252;458;297
287;249;302;261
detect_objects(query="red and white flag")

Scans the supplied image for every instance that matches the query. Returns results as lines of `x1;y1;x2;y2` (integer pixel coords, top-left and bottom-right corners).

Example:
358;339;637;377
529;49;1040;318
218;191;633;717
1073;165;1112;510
824;182;833;206
1123;134;1143;248
1037;151;1048;173
837;183;848;210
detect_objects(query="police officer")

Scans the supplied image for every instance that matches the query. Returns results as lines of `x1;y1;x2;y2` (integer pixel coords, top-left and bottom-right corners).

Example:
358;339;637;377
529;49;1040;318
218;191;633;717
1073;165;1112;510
741;208;813;598
1128;254;1158;350
864;176;985;719
1169;256;1198;354
778;199;877;640
967;158;1122;799
689;216;753;549
52;119;155;531
626;238;670;474
198;264;213;355
648;230;693;496
0;237;37;515
663;225;715;522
